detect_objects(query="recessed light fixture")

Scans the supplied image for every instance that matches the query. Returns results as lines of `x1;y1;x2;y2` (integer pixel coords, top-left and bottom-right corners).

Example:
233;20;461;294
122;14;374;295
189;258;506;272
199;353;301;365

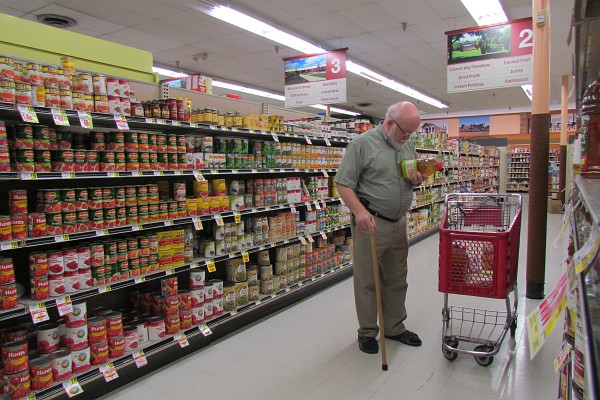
36;14;77;29
460;0;508;26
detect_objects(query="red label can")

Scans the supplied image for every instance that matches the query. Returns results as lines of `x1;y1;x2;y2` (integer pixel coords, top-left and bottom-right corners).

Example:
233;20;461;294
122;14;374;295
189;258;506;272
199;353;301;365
62;248;78;272
8;189;27;214
105;311;123;338
27;212;47;237
90;341;109;366
64;271;80;293
1;340;28;374
36;323;60;354
70;347;91;373
29;252;48;277
29;357;54;391
0;215;12;241
48;349;72;382
77;246;91;268
30;276;49;301
48;275;65;297
47;251;63;275
87;316;107;344
10;214;26;239
0;258;15;285
108;335;125;359
3;369;31;399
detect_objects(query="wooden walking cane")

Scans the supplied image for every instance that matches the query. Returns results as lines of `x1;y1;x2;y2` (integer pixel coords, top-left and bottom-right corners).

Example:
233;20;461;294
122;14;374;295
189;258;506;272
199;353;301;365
370;231;388;371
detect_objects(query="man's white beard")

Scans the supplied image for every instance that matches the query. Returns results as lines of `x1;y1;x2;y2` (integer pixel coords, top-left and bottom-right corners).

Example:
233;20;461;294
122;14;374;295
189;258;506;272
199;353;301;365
386;131;405;151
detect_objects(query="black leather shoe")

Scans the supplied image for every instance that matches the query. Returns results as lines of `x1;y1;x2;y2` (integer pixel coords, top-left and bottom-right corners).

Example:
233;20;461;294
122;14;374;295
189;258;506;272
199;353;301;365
385;330;422;347
358;336;379;354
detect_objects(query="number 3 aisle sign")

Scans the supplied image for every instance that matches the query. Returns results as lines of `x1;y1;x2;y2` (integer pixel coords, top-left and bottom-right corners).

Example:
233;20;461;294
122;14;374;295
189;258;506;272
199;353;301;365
283;49;347;108
446;18;532;93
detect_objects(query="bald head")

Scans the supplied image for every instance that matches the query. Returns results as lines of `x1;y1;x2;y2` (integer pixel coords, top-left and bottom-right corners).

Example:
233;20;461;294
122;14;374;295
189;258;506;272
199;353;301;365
385;102;421;133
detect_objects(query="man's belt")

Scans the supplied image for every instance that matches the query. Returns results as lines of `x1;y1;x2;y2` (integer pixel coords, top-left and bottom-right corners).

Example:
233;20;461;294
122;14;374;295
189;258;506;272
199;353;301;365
363;207;400;223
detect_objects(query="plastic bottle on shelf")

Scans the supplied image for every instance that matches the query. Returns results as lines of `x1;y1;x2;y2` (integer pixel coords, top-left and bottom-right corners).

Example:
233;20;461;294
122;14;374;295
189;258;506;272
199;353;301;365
400;157;443;179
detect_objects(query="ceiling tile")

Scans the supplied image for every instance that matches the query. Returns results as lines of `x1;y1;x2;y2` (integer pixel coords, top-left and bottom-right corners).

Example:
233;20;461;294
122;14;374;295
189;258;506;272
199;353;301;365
424;0;469;19
156;11;232;39
373;28;422;48
52;0;154;26
340;33;394;54
378;0;442;25
366;48;411;65
224;0;299;23
23;4;126;34
296;12;367;38
0;0;47;13
262;0;337;18
0;5;26;16
401;44;441;62
409;20;453;44
131;21;210;46
340;3;403;32
107;28;181;51
215;33;278;54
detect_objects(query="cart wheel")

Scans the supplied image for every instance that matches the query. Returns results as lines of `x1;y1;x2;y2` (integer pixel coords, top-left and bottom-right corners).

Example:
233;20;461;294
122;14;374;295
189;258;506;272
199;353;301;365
442;340;459;361
473;345;494;367
510;320;517;337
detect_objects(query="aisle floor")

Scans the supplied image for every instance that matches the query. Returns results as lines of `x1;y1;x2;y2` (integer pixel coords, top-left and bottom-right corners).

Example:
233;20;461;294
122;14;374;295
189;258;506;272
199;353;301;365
102;197;568;400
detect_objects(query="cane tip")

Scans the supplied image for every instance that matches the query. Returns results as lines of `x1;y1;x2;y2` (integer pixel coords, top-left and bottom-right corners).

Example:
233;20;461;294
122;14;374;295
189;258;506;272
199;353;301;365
382;364;388;371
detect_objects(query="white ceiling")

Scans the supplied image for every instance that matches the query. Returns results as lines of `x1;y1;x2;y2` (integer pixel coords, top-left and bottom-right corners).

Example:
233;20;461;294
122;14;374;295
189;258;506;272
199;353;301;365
0;0;575;119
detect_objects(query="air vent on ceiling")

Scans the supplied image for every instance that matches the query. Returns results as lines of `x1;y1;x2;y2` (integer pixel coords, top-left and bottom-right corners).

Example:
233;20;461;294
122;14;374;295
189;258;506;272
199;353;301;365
36;14;77;29
356;102;372;108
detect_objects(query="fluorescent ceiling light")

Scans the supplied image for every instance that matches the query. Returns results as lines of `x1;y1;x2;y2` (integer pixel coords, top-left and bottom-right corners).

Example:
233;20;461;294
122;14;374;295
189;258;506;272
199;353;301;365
309;104;360;116
152;66;188;78
461;0;508;26
212;80;285;101
208;5;323;54
521;84;533;101
205;5;448;109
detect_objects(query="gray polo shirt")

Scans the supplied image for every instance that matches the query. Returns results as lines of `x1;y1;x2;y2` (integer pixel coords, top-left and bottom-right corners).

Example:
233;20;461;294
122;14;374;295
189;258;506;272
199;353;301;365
334;124;416;220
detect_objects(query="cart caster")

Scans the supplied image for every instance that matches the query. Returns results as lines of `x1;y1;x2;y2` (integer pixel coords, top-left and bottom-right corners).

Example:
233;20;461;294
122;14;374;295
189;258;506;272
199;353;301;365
474;345;494;366
510;320;517;337
442;340;459;361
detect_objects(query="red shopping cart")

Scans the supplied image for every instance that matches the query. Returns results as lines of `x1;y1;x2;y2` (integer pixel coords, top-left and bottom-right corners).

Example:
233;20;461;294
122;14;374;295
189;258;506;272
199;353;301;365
439;193;522;366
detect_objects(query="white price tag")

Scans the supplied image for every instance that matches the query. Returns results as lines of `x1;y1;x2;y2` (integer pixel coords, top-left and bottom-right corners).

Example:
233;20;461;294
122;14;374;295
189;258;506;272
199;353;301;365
322;169;329;178
56;296;73;316
230;127;238;132
271;132;279;142
306;202;312;212
291;206;297;214
321;232;328;241
215;214;224;226
134;276;146;284
29;303;50;324
63;378;83;398
26;394;37;400
209;125;216;130
98;285;112;294
283;239;290;244
131;225;141;231
114;115;129;130
133;350;148;368
314;201;321;210
230;310;238;316
251;169;258;173
154;170;164;176
191;262;200;269
308;236;315;243
192;217;203;231
305;136;312;145
164;220;174;227
324;138;331;147
200;324;213;336
17;105;39;123
156;119;166;125
61;172;76;179
166;268;175;276
100;363;119;382
206;259;216;273
78;111;93;129
51;108;70;126
145;118;156;124
299;236;307;245
193;171;205;181
190;122;198;128
55;234;69;243
175;332;189;347
20;172;37;180
107;171;118;177
171;120;181;126
0;241;19;251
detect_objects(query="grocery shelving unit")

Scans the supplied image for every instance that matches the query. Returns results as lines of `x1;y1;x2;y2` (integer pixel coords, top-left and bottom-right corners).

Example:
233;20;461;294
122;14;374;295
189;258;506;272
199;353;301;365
507;147;530;192
549;148;560;200
0;79;501;400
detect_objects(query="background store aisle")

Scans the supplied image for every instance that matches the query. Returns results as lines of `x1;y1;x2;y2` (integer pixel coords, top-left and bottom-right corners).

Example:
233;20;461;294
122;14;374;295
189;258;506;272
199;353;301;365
100;195;568;400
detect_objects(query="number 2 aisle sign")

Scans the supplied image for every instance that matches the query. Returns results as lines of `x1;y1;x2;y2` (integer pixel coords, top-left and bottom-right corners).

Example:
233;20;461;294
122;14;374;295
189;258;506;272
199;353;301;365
446;18;532;93
283;49;347;108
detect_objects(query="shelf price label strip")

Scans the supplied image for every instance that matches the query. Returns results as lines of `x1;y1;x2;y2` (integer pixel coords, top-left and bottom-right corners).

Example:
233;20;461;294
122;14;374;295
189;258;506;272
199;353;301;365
133;350;148;368
56;295;73;316
62;378;83;398
100;362;119;382
29;303;50;324
17;105;39;124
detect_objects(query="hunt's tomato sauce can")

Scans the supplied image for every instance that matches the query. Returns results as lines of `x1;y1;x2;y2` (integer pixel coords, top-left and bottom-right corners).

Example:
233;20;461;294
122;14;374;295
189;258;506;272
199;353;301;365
0;258;15;285
3;369;31;400
29;357;54;391
30;276;49;301
90;341;109;365
29;252;48;277
8;190;27;214
27;212;47;237
2;340;28;374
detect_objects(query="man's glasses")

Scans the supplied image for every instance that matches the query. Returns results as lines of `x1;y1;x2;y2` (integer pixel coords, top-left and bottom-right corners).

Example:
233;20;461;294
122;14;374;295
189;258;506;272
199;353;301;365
391;119;414;137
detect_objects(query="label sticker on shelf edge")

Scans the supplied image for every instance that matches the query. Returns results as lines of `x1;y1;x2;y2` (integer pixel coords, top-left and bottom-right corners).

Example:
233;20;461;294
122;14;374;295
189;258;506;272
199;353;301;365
56;296;73;316
100;363;119;382
114;115;129;130
271;132;279;142
200;324;212;336
291;206;297;214
26;394;36;400
29;303;50;324
193;171;205;181
215;214;224;226
1;241;19;251
314;201;321;210
308;236;314;243
171;120;181;126
175;333;189;348
98;285;111;294
299;236;307;245
133;350;148;368
234;212;241;223
192;217;203;231
206;260;216;273
321;232;328;241
54;235;69;243
322;170;329;177
61;172;76;179
306;202;312;211
62;378;83;398
51;108;70;126
78;111;93;129
145;118;156;124
324;138;331;147
305;136;312;144
156;119;166;125
17;105;39;124
242;251;250;263
134;276;146;284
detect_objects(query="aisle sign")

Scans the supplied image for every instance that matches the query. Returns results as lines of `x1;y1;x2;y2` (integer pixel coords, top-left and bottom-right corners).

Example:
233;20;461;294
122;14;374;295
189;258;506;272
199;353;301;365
446;18;533;93
284;49;347;108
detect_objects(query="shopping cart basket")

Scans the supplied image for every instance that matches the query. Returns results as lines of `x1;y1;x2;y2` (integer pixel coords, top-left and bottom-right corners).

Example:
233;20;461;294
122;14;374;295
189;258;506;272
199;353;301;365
438;193;522;366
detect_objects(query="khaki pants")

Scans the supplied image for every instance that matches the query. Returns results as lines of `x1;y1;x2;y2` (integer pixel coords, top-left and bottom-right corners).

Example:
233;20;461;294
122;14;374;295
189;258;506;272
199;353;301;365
351;215;409;338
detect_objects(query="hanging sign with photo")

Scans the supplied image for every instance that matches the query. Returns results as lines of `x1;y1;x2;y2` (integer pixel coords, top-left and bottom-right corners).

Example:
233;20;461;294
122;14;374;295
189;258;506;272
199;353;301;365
446;18;532;93
284;49;347;108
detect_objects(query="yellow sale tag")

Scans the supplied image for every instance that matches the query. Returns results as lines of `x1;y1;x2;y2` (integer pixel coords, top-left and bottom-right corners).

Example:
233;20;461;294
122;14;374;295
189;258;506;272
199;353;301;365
207;260;216;273
234;212;241;223
526;311;544;359
242;251;250;263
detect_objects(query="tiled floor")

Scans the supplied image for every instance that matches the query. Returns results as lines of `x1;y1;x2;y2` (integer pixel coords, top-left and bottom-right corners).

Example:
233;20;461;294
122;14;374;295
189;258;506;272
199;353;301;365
102;196;568;399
